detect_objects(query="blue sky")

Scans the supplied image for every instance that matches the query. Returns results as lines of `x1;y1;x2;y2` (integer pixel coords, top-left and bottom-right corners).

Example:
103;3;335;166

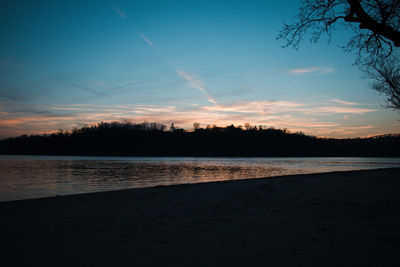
1;0;399;138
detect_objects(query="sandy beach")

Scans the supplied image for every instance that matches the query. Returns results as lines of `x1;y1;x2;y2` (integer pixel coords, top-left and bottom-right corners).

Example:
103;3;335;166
1;168;400;266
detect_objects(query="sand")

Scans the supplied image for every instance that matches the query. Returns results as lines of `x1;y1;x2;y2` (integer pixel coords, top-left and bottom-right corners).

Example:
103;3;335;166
1;168;400;266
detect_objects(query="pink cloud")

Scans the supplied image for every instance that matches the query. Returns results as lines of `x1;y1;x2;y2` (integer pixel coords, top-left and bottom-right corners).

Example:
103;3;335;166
0;98;385;139
331;98;359;106
288;66;336;75
313;106;375;114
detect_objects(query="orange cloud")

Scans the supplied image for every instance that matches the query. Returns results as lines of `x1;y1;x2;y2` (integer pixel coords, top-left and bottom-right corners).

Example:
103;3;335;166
0;116;72;126
0;98;389;139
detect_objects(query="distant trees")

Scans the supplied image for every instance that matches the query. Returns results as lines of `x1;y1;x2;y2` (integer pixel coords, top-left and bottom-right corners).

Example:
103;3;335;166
1;121;400;156
278;0;400;110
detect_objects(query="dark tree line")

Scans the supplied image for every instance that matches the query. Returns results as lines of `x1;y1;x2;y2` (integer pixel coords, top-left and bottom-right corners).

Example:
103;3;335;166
1;121;400;156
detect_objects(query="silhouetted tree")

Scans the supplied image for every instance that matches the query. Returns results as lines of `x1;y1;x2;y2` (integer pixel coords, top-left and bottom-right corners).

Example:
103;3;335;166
278;0;400;110
193;122;200;130
364;55;400;109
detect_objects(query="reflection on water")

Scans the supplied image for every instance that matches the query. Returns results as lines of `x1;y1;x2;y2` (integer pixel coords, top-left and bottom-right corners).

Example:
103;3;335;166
1;155;400;202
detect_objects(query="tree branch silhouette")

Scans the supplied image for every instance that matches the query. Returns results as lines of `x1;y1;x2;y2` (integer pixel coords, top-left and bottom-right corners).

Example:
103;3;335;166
278;0;400;110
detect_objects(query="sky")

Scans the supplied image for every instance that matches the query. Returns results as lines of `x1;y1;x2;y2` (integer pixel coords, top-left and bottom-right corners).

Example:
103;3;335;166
1;0;399;139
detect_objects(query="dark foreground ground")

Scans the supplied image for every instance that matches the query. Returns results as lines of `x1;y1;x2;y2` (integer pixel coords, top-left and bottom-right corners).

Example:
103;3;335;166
1;168;400;266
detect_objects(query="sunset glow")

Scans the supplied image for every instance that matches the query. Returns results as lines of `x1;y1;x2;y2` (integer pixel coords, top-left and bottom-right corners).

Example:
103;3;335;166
1;0;399;139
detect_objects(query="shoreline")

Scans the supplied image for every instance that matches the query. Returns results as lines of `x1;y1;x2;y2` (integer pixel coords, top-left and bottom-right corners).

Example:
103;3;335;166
1;167;400;204
1;168;400;266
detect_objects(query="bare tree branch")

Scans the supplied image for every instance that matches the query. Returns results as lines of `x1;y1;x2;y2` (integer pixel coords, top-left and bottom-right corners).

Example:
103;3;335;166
278;0;400;111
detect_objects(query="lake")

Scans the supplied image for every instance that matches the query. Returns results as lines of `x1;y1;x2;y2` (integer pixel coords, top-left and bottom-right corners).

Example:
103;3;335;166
1;155;400;202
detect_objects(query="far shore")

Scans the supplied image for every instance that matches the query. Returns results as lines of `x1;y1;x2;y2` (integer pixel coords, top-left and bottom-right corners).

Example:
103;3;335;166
1;168;400;266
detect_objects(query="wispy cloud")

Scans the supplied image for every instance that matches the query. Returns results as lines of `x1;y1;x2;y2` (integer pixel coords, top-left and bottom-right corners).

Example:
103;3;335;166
289;67;319;74
288;66;336;75
49;104;176;114
138;32;157;50
331;98;359;106
0;115;72;126
312;106;375;114
203;100;303;114
133;105;177;114
176;70;218;105
0;88;30;101
0;98;383;139
320;67;336;74
111;5;126;18
312;125;376;137
201;99;374;115
49;107;117;112
59;81;107;96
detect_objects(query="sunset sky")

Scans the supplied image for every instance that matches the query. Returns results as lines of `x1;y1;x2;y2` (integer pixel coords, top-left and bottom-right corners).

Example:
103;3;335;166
1;0;399;139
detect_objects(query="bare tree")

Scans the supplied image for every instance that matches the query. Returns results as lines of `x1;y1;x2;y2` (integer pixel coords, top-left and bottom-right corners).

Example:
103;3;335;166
278;0;400;110
364;55;400;108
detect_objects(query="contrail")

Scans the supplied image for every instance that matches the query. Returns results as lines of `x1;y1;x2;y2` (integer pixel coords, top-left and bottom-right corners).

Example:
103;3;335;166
176;69;218;105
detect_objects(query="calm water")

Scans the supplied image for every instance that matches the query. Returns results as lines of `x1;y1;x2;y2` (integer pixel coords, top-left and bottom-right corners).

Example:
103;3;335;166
1;155;400;202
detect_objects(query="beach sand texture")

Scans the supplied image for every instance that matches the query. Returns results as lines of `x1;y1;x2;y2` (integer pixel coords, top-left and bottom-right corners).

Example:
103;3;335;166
1;168;400;266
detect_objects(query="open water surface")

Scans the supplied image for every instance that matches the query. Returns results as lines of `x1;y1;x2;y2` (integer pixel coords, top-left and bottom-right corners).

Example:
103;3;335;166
1;155;400;202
